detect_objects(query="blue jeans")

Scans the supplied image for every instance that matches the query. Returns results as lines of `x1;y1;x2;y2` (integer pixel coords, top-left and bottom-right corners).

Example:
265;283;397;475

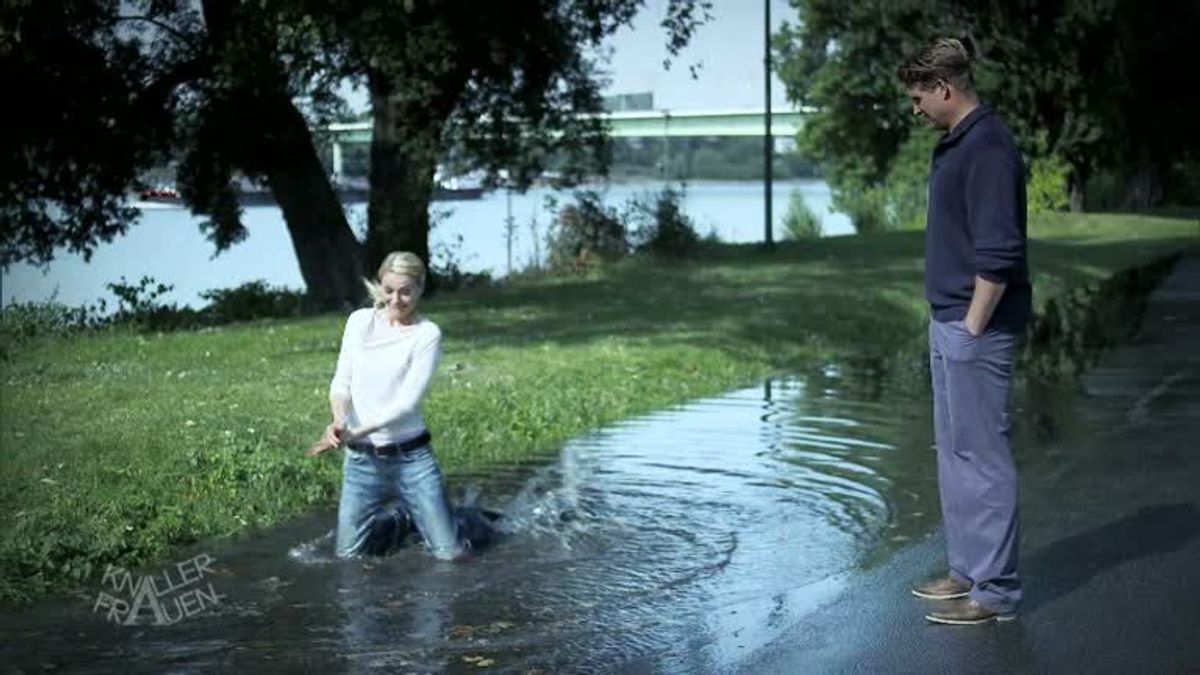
929;318;1021;613
336;442;465;560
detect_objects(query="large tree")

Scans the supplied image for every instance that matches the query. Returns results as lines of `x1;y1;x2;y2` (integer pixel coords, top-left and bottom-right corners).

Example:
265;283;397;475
954;0;1200;210
773;2;952;194
2;0;365;308
1;1;177;268
289;0;711;274
774;0;1200;217
1;0;710;308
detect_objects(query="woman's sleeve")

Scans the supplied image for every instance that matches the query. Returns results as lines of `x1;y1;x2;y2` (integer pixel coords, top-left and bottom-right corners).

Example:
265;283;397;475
329;312;361;400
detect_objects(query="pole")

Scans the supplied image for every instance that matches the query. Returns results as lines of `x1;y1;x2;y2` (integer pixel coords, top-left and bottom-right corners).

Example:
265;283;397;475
332;140;344;183
764;0;775;247
505;188;514;275
662;110;672;183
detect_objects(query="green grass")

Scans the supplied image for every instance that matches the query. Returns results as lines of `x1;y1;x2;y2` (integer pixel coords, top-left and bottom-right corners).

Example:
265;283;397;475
1;211;1195;603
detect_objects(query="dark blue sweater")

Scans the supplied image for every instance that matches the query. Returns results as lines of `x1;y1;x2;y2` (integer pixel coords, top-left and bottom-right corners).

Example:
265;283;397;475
926;103;1032;332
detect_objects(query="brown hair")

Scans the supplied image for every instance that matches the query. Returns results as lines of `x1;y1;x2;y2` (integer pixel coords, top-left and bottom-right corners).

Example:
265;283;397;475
897;37;974;91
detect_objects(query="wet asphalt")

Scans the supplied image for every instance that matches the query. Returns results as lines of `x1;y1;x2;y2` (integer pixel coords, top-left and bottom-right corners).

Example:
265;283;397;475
739;249;1200;675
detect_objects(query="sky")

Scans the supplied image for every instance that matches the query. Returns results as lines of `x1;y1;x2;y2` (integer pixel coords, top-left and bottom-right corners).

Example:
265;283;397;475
342;0;799;114
597;0;797;110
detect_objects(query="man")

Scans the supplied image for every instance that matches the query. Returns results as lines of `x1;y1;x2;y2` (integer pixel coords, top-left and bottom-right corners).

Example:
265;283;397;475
897;37;1032;625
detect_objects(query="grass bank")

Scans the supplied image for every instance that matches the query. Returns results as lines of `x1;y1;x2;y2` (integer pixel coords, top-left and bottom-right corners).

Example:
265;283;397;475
1;212;1195;603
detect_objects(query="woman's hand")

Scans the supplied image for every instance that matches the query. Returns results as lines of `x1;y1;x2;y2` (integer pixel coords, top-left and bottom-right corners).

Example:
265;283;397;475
307;422;345;457
324;422;345;447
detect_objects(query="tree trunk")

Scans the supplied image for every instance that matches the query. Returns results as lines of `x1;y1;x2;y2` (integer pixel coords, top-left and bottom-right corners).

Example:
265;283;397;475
200;0;363;310
365;78;441;282
262;101;365;310
1068;166;1087;213
1121;152;1164;211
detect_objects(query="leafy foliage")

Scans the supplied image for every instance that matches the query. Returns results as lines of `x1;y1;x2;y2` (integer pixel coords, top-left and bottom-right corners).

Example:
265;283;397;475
0;1;185;266
2;1;710;307
0;278;327;360
627;186;700;257
782;191;822;239
1028;154;1070;214
774;1;954;191
546;190;628;270
881;129;939;230
199;280;318;323
774;0;1200;216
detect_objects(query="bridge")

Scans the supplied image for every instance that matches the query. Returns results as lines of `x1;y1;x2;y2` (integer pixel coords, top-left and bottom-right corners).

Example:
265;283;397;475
325;107;813;178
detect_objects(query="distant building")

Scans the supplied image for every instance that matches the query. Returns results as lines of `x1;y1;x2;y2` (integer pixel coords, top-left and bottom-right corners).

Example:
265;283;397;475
603;92;654;112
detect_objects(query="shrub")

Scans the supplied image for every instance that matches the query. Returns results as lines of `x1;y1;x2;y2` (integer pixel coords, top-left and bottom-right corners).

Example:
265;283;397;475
627;186;700;256
1028;154;1070;214
836;185;891;234
828;128;936;234
429;235;493;292
883;129;939;230
782;190;822;239
546;190;627;271
105;276;202;330
0;301;103;359
2;275;323;356
199;280;315;323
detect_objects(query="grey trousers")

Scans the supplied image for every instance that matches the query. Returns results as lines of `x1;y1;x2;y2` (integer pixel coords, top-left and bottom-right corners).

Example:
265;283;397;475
929;318;1022;612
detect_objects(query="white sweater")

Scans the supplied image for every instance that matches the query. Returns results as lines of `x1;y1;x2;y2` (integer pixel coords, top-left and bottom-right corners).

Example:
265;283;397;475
329;308;442;445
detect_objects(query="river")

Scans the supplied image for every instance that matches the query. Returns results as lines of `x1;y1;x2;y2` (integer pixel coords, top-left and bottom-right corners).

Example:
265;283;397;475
2;179;851;310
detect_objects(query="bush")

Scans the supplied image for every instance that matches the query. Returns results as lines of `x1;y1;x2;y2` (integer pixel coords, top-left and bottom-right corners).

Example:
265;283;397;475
782;190;822;239
105;276;202;331
883;129;939;230
546;190;628;271
199;280;316;323
0;301;102;359
836;185;891;234
627;186;700;256
2;276;326;356
429;234;493;292
1028;154;1070;214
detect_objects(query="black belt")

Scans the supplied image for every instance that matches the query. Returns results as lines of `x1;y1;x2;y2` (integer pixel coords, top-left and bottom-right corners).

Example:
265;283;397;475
347;430;431;457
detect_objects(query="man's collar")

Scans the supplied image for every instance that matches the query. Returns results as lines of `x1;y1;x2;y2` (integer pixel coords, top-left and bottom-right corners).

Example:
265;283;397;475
940;102;992;146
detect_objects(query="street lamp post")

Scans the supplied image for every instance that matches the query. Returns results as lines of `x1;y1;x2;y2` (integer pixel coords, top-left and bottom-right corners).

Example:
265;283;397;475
763;0;774;248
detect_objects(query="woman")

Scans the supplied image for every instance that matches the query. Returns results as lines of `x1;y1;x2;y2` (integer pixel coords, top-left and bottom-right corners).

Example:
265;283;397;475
308;251;467;560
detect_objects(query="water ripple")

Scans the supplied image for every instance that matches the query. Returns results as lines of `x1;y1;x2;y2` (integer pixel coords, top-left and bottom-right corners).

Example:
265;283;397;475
4;368;941;674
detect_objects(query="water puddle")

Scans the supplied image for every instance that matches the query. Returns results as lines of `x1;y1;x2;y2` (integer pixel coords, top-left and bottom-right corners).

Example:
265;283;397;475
0;363;995;673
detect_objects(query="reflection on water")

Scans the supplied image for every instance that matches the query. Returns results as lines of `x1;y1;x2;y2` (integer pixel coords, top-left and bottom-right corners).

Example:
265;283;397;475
2;361;946;673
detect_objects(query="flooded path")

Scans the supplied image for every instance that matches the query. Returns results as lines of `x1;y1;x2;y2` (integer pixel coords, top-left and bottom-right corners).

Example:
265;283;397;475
3;362;948;673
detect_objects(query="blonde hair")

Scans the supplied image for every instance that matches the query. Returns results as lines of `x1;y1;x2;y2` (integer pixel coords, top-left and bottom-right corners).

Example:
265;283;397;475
363;251;426;308
897;37;975;92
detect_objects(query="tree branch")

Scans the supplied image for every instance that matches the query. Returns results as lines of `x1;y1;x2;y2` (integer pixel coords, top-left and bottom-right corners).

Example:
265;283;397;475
129;54;208;113
112;14;201;52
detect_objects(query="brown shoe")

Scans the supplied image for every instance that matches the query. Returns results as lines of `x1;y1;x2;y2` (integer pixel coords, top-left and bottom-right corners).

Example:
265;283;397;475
925;597;1017;625
910;575;970;600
